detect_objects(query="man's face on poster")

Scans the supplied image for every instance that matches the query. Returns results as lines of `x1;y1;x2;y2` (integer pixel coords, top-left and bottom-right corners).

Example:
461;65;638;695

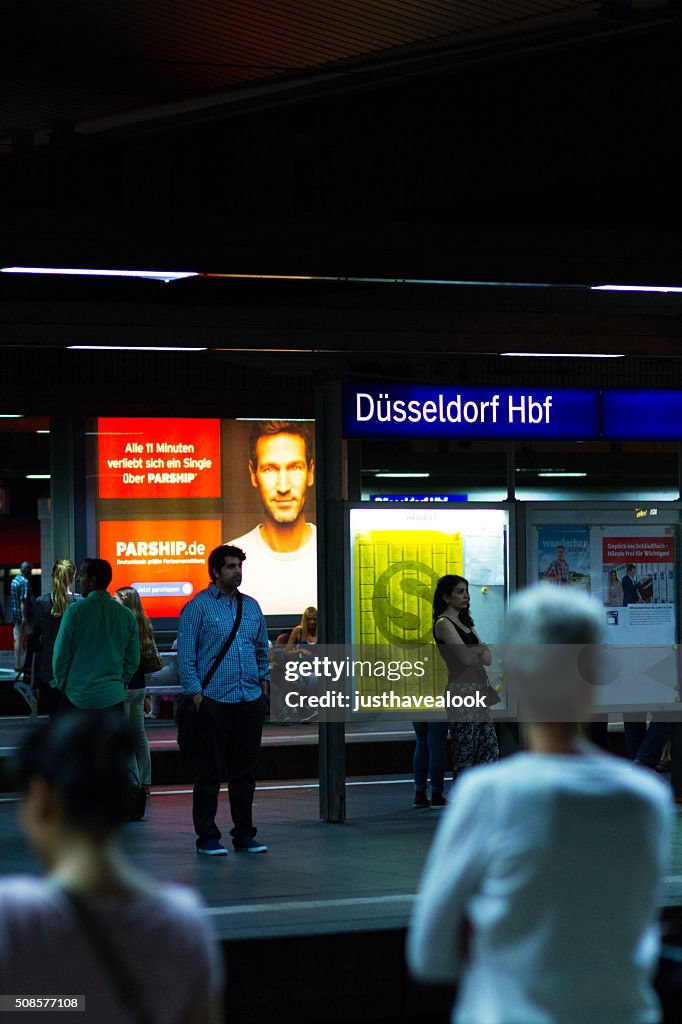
249;432;315;526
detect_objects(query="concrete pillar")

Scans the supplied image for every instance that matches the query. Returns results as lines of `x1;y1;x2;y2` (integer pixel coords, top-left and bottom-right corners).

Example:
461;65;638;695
316;381;348;823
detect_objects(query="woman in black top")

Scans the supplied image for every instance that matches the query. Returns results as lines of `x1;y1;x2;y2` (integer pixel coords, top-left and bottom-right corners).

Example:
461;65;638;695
433;574;499;782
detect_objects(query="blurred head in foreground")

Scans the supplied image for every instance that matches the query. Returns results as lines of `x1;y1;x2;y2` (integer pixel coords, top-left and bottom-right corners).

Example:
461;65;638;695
13;711;135;861
501;585;603;723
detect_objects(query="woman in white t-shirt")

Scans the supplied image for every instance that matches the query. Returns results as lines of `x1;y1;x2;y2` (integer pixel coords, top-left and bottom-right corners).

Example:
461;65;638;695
408;586;672;1024
0;711;223;1024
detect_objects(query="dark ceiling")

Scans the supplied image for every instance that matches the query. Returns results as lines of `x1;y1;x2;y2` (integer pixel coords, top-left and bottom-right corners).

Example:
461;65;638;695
1;0;682;372
3;0;605;151
2;1;682;491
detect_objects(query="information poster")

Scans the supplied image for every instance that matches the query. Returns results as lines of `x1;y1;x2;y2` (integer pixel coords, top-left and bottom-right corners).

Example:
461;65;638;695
95;417;317;620
601;529;675;644
530;515;679;709
537;526;591;591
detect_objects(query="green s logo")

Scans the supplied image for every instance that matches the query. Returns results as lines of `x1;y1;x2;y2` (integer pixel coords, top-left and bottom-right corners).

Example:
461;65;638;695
372;561;440;645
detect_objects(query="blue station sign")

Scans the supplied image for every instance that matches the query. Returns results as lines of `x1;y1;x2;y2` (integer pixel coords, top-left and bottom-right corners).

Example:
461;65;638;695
343;385;601;440
602;390;682;440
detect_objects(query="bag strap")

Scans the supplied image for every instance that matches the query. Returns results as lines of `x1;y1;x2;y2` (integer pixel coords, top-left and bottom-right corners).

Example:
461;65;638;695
61;888;155;1024
200;590;242;690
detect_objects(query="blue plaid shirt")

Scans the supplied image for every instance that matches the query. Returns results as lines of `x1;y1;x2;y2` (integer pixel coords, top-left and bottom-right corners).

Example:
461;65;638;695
177;584;269;703
10;574;31;625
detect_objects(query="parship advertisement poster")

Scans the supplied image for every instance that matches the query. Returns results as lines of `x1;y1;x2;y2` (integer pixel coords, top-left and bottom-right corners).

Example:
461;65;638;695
95;417;317;619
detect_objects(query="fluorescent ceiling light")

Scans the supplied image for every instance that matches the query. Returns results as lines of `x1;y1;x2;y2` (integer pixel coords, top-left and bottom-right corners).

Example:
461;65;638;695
501;352;624;359
374;472;430;478
207;273;577;288
537;472;587;478
2;267;197;283
26;474;51;479
592;285;682;294
68;346;207;352
36;430;50;434
215;348;318;353
0;413;23;418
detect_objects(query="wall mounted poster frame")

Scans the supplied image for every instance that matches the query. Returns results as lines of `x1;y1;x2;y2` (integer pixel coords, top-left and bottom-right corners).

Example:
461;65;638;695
527;504;681;712
93;416;317;622
346;504;513;717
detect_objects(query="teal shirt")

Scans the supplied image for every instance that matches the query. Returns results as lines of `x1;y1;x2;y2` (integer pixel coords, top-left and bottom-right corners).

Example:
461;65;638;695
51;590;140;708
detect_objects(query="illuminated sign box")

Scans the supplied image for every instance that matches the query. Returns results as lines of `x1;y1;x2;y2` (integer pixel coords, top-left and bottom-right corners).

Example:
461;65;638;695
342;386;600;440
94;417;318;619
602;390;682;440
98;417;221;498
100;519;222;618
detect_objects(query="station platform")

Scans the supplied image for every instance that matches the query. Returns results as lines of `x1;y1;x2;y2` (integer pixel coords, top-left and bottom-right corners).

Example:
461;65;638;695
1;768;682;1023
2;655;682;1023
0;713;418;792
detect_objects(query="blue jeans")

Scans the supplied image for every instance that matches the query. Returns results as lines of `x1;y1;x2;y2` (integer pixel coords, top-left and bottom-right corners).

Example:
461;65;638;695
124;687;151;787
412;721;449;795
623;719;670;767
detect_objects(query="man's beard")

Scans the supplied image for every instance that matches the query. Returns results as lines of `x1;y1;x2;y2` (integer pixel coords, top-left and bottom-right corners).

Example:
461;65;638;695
265;499;305;525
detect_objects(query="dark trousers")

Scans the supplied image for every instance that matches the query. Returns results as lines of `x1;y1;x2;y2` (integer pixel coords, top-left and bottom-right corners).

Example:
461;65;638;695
193;694;266;844
42;683;62;719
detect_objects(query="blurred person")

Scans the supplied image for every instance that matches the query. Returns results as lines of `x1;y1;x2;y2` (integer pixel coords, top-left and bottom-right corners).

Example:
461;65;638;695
0;710;223;1024
177;545;269;855
51;559;139;712
433;575;499;782
11;561;34;674
114;587;157;819
229;421;316;615
408;585;672;1024
26;559;78;719
621;560;663;767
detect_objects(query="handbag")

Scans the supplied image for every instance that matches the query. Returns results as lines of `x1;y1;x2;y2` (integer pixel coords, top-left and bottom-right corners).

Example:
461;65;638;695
476;663;502;707
174;592;243;756
140;640;163;675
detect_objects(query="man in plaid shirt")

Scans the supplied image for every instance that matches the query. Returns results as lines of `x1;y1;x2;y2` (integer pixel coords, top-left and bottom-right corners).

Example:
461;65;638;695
10;562;33;673
178;544;270;856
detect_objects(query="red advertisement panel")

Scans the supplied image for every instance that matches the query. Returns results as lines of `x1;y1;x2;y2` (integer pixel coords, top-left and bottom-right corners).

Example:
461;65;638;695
100;519;222;617
98;417;221;499
602;536;674;563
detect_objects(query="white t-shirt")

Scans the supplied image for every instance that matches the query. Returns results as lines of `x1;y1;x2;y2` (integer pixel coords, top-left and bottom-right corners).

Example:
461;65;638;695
229;523;317;616
408;747;673;1024
0;876;223;1024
